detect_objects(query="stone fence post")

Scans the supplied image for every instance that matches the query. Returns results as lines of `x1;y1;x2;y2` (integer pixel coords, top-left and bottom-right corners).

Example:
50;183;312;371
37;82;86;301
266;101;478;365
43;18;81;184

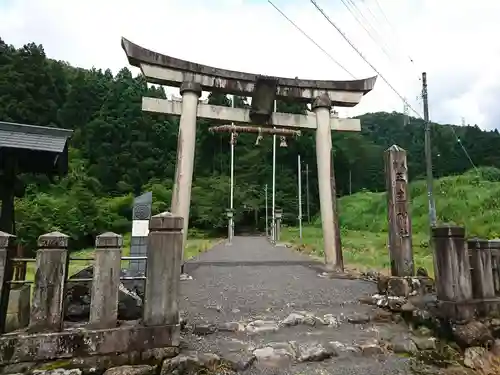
468;239;495;299
489;239;500;296
432;226;474;321
90;232;123;329
29;231;69;332
275;209;283;243
384;145;414;276
143;212;183;326
225;209;233;245
468;238;496;315
0;231;15;333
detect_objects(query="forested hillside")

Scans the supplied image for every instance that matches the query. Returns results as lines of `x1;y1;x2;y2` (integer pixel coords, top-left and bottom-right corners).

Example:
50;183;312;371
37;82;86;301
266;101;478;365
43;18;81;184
2;38;500;251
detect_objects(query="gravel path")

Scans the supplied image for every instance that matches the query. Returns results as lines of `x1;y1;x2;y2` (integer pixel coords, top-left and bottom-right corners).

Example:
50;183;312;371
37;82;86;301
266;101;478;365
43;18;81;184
179;236;417;374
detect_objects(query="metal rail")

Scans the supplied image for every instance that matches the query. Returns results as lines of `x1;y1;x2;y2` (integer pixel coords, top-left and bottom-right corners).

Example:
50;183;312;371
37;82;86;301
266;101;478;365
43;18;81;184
11;258;36;263
69;256;147;261
8;280;33;285
69;276;146;283
7;255;148;284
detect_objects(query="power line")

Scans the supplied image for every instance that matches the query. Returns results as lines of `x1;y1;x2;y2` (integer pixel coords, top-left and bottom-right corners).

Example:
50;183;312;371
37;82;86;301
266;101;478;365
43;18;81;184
450;123;478;171
345;0;423;89
340;0;396;64
266;0;477;173
309;0;421;118
361;0;419;80
372;0;411;64
309;0;478;172
341;0;424;125
373;0;393;28
267;0;355;78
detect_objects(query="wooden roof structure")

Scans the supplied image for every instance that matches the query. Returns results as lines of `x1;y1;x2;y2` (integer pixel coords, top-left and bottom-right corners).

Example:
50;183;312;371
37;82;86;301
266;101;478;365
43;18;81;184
0;121;73;175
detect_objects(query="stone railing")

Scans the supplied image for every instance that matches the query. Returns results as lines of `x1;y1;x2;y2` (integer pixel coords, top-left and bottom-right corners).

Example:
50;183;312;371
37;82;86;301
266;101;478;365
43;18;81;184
433;225;500;322
0;211;183;365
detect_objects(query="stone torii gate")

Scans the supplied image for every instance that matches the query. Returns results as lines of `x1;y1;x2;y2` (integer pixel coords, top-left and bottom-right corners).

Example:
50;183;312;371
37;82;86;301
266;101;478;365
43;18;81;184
121;37;376;271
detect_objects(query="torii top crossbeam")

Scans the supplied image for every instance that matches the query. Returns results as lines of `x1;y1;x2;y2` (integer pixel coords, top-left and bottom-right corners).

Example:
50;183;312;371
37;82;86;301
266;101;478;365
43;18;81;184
121;38;376;108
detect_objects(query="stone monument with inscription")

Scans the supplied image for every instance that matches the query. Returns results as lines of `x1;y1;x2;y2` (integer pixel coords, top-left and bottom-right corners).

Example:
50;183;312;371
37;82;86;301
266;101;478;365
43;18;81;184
129;191;152;274
384;145;414;277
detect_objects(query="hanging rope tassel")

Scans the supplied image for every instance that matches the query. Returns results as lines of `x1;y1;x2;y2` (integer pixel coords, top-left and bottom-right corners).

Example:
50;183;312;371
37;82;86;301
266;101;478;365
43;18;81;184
230;131;238;145
279;136;287;148
255;127;263;145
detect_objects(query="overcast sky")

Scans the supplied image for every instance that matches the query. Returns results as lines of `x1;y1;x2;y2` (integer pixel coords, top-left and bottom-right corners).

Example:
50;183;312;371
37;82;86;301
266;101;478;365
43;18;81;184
1;0;499;129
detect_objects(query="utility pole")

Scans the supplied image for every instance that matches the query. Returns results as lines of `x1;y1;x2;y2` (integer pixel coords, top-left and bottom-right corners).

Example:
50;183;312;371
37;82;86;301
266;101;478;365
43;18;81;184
298;154;303;239
348;169;352;195
422;72;437;228
265;184;268;236
271;100;277;242
229;95;236;243
305;163;310;223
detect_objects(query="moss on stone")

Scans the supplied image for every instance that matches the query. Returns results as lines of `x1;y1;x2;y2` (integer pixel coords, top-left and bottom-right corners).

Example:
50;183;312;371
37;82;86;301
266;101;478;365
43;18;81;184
37;359;73;370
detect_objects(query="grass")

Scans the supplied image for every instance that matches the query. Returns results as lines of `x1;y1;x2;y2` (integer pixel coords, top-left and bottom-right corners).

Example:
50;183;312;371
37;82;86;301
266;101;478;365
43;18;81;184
24;232;218;282
282;167;500;275
281;226;433;276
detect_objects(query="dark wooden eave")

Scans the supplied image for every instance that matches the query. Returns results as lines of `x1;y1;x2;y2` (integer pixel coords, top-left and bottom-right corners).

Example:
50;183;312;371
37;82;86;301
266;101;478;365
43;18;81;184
0;121;73;176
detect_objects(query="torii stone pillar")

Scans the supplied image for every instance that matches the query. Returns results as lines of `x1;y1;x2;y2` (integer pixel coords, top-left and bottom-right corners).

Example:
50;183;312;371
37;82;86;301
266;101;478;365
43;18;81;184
171;82;202;255
313;94;341;271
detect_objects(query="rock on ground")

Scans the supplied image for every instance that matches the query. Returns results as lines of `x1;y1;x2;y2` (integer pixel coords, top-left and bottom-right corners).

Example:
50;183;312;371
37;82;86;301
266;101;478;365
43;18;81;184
246;320;280;334
253;343;295;368
390;336;417;354
161;352;221;375
103;365;155;375
452;321;493;348
32;370;82;375
463;346;495;372
295;342;334;362
64;266;143;321
412;336;437;351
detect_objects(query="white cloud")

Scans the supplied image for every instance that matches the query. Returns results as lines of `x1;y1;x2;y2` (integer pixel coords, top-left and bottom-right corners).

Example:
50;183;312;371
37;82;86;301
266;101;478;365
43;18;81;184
1;0;499;128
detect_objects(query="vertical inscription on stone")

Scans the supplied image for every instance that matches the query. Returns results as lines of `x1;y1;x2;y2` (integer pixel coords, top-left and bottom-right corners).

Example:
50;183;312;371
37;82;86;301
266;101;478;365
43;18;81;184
384;145;414;276
129;191;152;275
393;159;410;238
